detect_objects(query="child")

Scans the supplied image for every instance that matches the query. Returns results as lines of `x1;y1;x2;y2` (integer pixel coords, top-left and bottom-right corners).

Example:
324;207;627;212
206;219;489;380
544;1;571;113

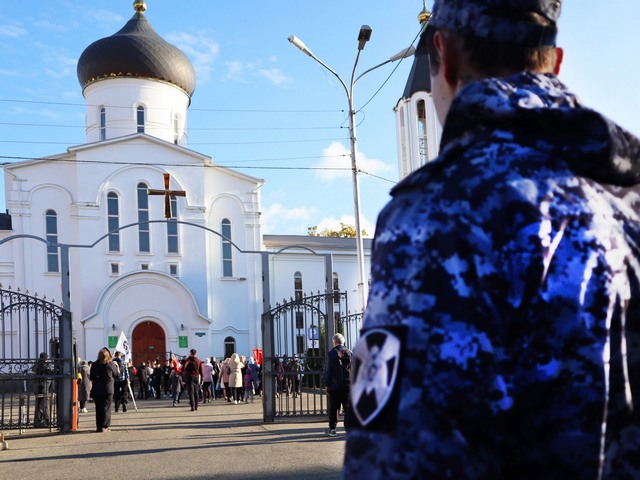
243;367;255;403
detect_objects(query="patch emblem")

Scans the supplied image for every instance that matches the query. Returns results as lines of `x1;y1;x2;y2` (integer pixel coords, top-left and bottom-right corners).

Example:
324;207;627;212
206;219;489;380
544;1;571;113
351;328;401;426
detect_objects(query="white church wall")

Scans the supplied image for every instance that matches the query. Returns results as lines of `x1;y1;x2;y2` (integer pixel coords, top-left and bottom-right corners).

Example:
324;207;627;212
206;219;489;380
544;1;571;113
83;78;189;145
207;192;258;358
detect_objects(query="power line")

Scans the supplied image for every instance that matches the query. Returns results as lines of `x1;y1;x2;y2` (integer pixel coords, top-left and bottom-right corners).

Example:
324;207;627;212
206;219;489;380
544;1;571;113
357;26;424;113
0;97;342;114
0;121;344;131
0;137;346;146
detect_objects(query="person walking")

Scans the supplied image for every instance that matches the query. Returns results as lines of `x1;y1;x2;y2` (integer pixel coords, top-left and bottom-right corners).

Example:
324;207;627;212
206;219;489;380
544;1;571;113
202;357;214;403
112;351;129;413
344;0;640;478
89;348;119;433
322;333;351;437
183;349;203;411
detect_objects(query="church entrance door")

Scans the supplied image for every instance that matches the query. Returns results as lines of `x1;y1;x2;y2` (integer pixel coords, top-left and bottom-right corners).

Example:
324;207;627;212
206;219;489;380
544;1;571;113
132;320;166;367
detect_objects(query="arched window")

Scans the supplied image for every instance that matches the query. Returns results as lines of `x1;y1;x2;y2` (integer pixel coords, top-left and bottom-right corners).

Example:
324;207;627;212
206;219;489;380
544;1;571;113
107;192;120;252
137;182;150;252
224;336;236;359
45;209;59;273
221;218;232;277
136;106;145;133
167;196;179;253
294;272;303;301
417;99;428;168
173;113;180;144
99;107;106;141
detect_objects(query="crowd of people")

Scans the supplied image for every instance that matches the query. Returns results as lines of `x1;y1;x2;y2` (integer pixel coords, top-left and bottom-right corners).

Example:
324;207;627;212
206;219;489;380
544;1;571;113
78;347;263;432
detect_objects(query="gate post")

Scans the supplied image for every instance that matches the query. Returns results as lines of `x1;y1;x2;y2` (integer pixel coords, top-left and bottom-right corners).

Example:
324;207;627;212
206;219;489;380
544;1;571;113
324;254;335;350
261;312;275;422
58;309;73;433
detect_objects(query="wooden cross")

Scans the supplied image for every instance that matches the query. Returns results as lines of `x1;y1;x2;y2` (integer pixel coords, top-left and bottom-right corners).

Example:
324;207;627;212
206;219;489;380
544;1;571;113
147;173;186;219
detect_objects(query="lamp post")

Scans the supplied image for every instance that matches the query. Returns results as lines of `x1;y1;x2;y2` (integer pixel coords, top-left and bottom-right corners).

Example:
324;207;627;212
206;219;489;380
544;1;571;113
288;28;415;313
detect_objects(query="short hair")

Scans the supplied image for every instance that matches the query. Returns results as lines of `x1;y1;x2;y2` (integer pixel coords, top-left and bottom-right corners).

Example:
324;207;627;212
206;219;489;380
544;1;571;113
333;333;345;346
190;349;197;356
426;11;559;77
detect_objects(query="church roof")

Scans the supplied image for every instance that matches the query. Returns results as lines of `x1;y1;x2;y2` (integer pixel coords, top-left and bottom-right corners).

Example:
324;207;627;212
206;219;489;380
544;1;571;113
263;235;373;252
76;2;196;96
401;27;431;99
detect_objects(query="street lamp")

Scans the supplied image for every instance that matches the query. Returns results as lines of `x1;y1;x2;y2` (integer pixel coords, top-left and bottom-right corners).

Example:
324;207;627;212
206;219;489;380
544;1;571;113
288;27;415;313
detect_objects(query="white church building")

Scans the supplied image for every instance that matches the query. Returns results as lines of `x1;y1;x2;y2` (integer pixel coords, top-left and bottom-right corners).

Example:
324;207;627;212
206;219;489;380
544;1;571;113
0;2;437;364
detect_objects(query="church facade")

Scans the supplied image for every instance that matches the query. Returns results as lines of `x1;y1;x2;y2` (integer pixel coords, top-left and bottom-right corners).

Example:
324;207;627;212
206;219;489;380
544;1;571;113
0;2;435;364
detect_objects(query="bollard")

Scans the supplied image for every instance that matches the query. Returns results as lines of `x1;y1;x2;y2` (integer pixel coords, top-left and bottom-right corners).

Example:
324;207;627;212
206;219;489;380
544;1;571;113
0;432;8;450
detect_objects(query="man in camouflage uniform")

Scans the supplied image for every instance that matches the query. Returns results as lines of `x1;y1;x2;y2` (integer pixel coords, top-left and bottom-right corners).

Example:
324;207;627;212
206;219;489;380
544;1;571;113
343;1;640;479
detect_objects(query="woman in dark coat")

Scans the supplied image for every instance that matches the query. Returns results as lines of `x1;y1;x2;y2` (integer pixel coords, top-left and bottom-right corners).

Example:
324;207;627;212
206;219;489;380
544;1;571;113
89;348;118;432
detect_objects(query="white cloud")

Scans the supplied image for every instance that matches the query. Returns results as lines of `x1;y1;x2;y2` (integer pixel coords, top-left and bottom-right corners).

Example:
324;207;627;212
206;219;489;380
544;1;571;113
33;20;67;33
256;68;291;86
92;10;126;27
224;61;245;81
41;47;77;79
311;141;393;182
166;31;220;82
0;25;26;37
261;203;317;235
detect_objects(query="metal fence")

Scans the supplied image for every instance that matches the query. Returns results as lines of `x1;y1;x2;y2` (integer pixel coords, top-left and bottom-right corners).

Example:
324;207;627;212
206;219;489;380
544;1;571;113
0;287;74;432
261;291;362;422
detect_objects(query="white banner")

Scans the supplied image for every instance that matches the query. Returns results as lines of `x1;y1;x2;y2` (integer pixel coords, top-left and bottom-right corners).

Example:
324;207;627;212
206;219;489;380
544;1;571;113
114;331;131;364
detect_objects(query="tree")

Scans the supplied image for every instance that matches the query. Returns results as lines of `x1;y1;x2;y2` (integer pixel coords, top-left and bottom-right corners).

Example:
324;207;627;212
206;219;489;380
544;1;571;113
307;222;368;238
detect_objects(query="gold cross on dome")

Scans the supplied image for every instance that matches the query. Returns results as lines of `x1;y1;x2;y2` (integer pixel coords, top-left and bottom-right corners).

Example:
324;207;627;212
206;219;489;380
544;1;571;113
147;173;186;219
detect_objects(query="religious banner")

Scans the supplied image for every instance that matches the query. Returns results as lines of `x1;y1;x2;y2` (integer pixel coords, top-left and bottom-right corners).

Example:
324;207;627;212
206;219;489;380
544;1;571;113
114;331;132;364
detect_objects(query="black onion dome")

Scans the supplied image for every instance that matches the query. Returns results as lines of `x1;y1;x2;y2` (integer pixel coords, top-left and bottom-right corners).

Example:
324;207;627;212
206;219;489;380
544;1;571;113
77;11;196;96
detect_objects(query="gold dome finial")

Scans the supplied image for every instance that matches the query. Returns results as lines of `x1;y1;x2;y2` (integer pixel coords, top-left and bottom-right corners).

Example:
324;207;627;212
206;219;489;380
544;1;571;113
133;0;147;13
418;1;431;25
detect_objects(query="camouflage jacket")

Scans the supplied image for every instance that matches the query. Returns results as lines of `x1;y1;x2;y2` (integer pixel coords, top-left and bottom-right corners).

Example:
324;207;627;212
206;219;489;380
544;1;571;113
343;72;640;479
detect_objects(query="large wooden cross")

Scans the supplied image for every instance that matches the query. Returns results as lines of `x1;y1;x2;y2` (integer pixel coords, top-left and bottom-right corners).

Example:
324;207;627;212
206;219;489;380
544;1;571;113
147;173;186;219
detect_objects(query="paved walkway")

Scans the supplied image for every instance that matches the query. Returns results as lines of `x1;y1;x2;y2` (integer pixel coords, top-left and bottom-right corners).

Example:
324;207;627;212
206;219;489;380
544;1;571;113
0;395;345;480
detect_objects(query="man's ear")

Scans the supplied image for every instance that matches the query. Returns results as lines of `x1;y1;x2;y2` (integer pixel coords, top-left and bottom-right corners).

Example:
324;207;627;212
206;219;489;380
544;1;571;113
553;47;564;75
433;30;459;87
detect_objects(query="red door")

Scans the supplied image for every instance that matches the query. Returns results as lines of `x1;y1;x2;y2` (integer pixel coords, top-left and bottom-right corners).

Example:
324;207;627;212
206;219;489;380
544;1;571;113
131;321;166;367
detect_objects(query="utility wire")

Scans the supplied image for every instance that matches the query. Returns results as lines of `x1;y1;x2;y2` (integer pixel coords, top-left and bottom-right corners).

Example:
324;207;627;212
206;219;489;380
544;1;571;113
0;97;341;114
357;26;423;113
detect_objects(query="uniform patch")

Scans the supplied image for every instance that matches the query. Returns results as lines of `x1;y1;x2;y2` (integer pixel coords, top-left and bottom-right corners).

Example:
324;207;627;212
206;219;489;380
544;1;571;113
351;328;401;426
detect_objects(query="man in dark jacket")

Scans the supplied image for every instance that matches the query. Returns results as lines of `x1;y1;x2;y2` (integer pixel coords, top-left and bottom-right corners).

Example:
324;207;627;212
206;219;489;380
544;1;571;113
323;333;351;437
183;349;203;411
344;1;640;478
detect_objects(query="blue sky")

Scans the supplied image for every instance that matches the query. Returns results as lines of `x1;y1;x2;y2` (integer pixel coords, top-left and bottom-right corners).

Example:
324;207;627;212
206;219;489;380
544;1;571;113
0;1;638;236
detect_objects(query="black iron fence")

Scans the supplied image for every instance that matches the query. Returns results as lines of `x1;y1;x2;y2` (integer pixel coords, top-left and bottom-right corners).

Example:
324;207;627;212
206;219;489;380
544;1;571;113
0;287;74;432
262;291;362;421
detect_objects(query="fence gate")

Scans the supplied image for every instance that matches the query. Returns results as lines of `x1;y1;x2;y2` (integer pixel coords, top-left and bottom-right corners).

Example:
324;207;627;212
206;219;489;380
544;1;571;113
0;287;74;433
262;290;362;422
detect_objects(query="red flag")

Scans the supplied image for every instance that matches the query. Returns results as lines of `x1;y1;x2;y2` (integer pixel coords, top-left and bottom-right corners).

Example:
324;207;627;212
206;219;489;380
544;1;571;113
171;356;181;373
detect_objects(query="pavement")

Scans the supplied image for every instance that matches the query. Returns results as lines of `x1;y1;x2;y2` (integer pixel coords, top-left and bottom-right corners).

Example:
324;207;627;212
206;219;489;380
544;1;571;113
0;395;346;480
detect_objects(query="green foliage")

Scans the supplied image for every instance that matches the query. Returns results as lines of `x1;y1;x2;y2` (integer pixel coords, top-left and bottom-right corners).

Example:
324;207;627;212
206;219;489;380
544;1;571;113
307;222;368;238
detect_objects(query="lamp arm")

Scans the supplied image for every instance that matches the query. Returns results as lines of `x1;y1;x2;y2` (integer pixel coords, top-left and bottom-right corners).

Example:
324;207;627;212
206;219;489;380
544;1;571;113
354;58;392;85
305;52;349;99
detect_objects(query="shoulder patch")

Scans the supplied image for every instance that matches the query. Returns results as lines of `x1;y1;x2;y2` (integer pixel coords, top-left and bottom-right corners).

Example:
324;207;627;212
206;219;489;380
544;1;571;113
351;328;401;426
